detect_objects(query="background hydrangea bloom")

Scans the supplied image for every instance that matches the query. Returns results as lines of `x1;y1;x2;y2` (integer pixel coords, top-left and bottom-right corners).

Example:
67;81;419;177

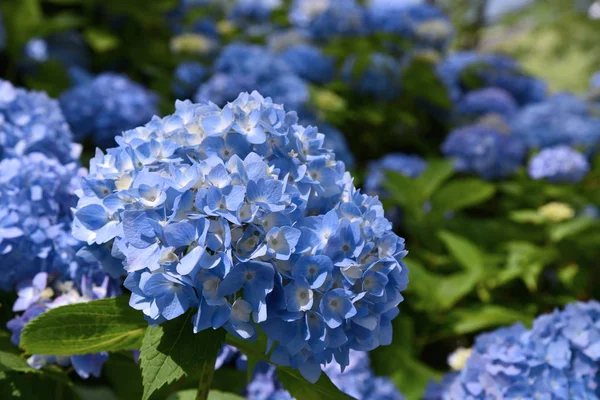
442;124;527;180
455;88;518;120
172;61;208;100
528;145;590;183
280;44;335;84
0;153;86;290
511;93;600;149
195;43;309;110
342;53;403;99
0;79;79;164
59;73;158;148
431;301;600;400
72;91;409;382
290;0;366;40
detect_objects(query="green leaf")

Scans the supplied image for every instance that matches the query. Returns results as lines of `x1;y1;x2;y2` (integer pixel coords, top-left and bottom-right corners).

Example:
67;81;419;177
0;351;38;373
103;352;143;400
1;0;43;54
226;333;349;400
549;217;596;242
449;306;533;335
431;179;495;213
139;312;225;400
383;171;424;216
84;28;120;52
21;296;147;356
167;389;244;400
0;370;79;400
494;242;558;291
509;210;545;224
416;159;455;198
438;230;485;275
390;350;441;400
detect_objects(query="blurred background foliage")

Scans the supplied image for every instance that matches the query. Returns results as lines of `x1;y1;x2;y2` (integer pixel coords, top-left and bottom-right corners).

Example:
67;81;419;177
1;0;600;399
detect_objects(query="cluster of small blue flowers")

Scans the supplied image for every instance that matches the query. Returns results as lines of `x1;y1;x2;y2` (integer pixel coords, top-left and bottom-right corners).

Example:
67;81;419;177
528;145;590;184
428;301;600;399
195;43;309;111
366;1;453;51
0;153;87;290
364;153;427;195
438;52;546;105
455;88;518;121
7;271;119;379
290;0;366;40
342;53;403;100
72;91;409;382
243;350;404;400
230;0;283;24
173;61;208;100
0;79;80;164
511;93;600;150
279;44;335;84
59;73;159;148
442;124;527;180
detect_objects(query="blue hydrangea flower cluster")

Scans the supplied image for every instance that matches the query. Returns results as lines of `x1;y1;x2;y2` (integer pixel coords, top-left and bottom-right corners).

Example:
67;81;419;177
7;271;119;379
243;350;404;400
280;44;335;84
195;43;309;111
72;91;408;382
0;153;88;290
59;73;158;148
342;53;403;100
442;124;527;180
298;116;355;168
364;153;427;195
173;61;208;100
438;52;546;106
366;2;453;51
230;0;283;24
528;145;590;184
511;93;600;150
455;88;518;120
289;0;366;40
431;301;600;400
0;79;79;164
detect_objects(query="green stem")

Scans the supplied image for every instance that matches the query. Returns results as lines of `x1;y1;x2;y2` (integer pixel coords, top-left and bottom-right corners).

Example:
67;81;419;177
195;354;217;400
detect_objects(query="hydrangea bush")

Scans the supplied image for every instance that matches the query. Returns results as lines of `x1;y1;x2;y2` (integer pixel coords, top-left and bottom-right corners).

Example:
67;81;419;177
72;91;409;381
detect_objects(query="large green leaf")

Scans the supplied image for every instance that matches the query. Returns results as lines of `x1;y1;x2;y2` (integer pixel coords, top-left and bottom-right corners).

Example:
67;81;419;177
139;312;225;400
226;333;350;400
21;296;147;356
549;217;596;242
431;179;495;213
103;352;144;400
438;230;485;275
0;351;38;374
494;242;558;291
416;159;455;198
167;389;244;400
384;171;424;216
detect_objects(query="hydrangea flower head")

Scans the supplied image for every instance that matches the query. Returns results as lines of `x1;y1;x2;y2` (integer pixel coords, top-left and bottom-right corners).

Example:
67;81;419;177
0;153;89;290
196;43;309;110
173;61;208;100
59;73;158;147
436;301;600;399
342;53;402;99
367;2;452;51
364;153;427;195
442;124;527;180
72;91;409;382
290;0;366;40
528;145;590;183
230;0;283;23
280;44;335;84
455;88;518;120
511;93;600;149
0;79;79;163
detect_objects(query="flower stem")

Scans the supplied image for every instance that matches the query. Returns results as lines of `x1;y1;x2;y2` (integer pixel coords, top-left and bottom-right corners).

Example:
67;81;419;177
195;353;217;400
